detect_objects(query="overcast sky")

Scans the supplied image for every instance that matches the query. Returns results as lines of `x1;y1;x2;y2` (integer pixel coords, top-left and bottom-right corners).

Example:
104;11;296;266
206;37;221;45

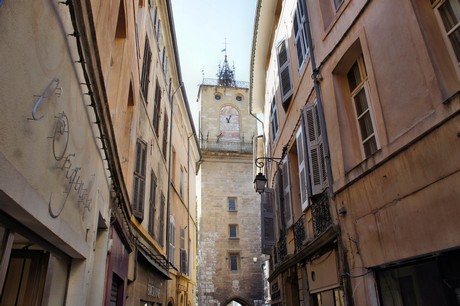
171;0;257;126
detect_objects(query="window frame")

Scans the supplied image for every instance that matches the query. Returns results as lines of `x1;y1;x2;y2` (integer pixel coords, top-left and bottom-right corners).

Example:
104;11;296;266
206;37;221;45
229;253;239;272
228;197;237;212
228;224;238;239
347;56;379;158
434;0;460;67
153;81;162;135
169;215;176;265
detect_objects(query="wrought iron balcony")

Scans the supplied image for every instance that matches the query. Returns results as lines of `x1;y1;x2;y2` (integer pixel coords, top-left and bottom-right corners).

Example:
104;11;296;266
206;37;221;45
277;232;287;262
200;138;253;154
294;215;306;253
312;194;332;237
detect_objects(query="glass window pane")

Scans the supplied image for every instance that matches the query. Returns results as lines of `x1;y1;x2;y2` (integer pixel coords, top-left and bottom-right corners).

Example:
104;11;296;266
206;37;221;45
347;61;361;91
358;112;374;140
363;137;377;157
449;26;460;61
353;88;369;116
440;0;460;32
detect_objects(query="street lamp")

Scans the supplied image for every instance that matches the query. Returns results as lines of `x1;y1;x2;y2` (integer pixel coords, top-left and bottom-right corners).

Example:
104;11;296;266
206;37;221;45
253;157;282;194
254;172;267;194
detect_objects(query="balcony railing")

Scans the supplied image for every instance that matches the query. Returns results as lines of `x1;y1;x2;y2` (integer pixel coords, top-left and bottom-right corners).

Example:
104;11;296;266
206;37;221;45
294;215;306;253
200;138;253;154
201;78;249;89
312;194;332;237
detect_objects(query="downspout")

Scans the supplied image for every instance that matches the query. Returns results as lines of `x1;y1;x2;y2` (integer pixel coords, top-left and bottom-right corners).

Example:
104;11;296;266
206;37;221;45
304;5;352;306
166;83;183;263
304;12;333;197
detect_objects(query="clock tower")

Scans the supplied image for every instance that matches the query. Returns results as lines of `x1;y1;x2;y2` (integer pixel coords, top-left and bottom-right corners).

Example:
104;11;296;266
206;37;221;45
197;53;265;306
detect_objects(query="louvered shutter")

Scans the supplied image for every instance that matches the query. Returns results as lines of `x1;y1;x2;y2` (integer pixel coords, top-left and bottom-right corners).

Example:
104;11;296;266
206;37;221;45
296;126;309;210
277;40;293;108
275;170;285;231
282;157;293;227
261;188;276;255
303;101;327;195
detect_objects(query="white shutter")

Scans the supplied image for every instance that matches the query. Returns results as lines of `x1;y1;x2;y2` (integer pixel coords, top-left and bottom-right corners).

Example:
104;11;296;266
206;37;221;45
296;126;309;211
277;40;293;106
282;157;293;227
303;101;327;195
261;188;276;255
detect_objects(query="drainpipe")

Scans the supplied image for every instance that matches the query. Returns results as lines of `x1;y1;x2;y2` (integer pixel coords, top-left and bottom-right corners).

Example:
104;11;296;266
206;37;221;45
165;83;183;306
304;13;333;197
304;5;352;306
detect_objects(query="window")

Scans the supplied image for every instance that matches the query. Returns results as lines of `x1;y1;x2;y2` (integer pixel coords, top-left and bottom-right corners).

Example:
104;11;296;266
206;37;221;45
228;197;237;211
133;139;147;220
277;40;293;109
282;157;293;227
236;95;242;101
302;100;327;196
180;227;187;274
159;193;165;246
261;188;276;255
296;126;309;210
215;94;221;100
436;0;460;63
162;112;169;157
153;81;161;135
169;216;175;265
148;172;157;236
270;97;279;141
229;225;238;238
229;254;239;272
313;288;344;306
294;0;309;69
347;55;378;157
110;273;124;306
140;37;152;102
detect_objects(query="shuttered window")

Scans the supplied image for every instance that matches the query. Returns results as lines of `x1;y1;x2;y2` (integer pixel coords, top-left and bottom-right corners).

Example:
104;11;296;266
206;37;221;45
148;172;157;236
270;97;279;141
162;113;169;157
277;40;293;109
436;0;460;62
261;188;276;255
153;82;161;135
180;227;187;274
282;157;293;227
294;0;309;69
140;37;152;102
169;216;175;265
303;101;327;195
296;126;310;210
133;139;147;220
159;193;165;246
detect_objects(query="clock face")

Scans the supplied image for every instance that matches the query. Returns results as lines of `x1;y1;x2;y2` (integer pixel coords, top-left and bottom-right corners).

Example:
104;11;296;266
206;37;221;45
220;106;239;140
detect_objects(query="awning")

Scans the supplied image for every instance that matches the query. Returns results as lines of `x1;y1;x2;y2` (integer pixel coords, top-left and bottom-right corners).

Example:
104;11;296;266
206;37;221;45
136;242;171;280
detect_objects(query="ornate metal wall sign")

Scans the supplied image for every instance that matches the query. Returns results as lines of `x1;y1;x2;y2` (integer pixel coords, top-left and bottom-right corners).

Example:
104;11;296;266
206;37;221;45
51;112;69;161
30;78;61;121
47;111;93;218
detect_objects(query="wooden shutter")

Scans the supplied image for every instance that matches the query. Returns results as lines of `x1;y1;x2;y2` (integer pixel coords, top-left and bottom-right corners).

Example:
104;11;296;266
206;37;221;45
275;170;285;231
282;157;293;227
296;126;309;211
261;188;276;255
133;140;146;220
180;249;187;274
277;40;293;108
303;101;327;195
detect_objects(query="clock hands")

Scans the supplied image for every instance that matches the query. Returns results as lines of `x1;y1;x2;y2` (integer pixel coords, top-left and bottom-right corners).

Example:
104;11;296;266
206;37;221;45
225;115;232;123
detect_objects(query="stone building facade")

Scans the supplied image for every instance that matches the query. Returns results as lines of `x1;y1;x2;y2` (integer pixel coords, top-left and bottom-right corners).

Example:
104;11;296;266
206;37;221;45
251;0;460;305
197;56;264;306
0;0;200;305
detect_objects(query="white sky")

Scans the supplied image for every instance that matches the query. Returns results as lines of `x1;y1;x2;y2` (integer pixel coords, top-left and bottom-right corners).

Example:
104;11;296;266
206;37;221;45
171;0;257;127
